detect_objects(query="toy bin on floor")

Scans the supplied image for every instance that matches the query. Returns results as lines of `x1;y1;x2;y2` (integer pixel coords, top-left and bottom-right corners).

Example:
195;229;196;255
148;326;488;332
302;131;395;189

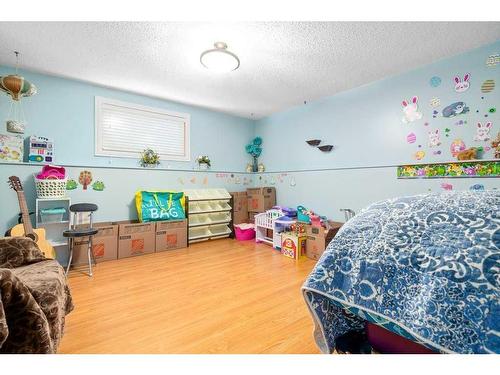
234;223;256;241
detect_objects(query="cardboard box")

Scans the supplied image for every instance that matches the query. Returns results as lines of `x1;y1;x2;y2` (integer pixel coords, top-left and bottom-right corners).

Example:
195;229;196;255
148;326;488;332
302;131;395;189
247;187;276;213
281;232;307;260
155;219;187;252
305;221;343;260
118;221;155;258
0;133;23;162
72;222;119;265
230;191;248;225
248;212;258;223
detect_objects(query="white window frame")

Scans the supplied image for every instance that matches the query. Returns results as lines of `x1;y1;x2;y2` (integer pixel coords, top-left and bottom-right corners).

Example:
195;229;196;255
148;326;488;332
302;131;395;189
95;96;190;161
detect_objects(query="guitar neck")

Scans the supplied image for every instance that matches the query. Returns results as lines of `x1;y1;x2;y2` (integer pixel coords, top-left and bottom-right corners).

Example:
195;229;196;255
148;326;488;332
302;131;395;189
17;190;34;235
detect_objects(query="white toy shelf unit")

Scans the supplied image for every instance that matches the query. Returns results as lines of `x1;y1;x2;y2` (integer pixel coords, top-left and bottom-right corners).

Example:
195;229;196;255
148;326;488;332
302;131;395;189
184;188;234;244
254;209;295;249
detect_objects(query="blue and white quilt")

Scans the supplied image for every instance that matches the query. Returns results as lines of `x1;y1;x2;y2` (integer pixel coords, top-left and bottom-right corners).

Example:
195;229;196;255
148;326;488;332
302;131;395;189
302;191;500;354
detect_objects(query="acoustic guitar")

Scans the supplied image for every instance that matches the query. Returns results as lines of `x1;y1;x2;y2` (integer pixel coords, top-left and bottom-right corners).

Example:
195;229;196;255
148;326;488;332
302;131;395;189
7;176;56;259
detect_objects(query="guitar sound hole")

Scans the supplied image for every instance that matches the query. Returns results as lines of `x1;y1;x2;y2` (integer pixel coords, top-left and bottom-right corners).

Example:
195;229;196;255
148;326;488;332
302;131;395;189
26;233;38;242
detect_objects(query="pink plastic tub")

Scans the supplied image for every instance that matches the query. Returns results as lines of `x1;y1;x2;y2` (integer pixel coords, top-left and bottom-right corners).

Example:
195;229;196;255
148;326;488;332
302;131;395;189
234;224;256;241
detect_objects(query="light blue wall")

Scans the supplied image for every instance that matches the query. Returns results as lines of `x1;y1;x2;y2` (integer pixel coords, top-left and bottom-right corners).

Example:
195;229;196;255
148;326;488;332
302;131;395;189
0;41;499;235
0;66;254;171
253;41;500;220
255;41;500;171
0;67;254;234
0;165;253;234
254;170;498;223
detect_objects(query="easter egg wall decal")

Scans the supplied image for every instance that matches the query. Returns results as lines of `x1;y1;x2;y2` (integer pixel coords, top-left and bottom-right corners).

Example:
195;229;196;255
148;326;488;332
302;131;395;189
481;79;495;93
430;76;441;87
406;132;416;144
429;97;441;107
414;151;425;160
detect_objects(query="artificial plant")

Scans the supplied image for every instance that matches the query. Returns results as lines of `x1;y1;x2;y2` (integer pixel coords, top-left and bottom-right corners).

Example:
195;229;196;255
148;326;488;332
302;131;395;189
245;137;263;172
140;148;160;167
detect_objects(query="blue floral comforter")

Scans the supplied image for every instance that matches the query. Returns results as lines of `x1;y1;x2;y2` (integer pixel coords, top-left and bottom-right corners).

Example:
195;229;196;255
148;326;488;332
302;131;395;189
302;191;500;354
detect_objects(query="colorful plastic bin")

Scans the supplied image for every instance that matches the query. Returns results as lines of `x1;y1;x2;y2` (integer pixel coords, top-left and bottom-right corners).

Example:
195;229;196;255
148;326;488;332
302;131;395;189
234;223;256;241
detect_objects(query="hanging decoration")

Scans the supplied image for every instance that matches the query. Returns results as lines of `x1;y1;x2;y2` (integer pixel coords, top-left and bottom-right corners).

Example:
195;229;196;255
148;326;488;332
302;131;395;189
0;52;37;134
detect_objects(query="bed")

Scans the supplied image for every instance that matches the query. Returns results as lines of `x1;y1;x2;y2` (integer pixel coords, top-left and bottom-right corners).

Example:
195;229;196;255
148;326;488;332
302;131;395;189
302;191;500;354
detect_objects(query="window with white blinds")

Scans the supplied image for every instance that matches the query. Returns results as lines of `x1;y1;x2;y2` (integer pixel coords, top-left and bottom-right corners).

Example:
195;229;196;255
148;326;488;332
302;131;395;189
95;97;190;161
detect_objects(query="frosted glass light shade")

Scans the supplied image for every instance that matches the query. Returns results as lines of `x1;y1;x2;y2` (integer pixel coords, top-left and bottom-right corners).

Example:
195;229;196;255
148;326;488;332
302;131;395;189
200;42;240;73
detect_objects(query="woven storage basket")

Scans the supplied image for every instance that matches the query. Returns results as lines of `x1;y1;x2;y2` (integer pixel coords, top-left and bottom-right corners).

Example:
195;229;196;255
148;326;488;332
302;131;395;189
34;174;67;199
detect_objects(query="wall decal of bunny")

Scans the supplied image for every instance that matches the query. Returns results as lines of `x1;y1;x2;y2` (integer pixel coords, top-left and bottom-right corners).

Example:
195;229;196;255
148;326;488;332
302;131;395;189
401;96;423;123
454;73;471;93
428;129;441;147
474;122;492;141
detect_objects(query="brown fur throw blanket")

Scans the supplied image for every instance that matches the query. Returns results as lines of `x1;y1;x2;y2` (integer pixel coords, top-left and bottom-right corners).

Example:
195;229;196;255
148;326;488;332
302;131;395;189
0;237;73;353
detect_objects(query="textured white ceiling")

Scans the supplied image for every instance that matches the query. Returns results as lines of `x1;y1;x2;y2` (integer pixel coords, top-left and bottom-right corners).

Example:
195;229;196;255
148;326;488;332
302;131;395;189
0;22;499;119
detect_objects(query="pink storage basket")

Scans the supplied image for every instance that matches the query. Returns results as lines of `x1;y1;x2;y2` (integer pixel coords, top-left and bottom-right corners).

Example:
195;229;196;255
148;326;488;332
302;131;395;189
234;224;256;241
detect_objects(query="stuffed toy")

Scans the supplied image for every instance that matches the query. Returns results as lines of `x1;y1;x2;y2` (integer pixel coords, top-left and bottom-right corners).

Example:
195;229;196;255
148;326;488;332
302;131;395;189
491;132;500;159
456;147;480;161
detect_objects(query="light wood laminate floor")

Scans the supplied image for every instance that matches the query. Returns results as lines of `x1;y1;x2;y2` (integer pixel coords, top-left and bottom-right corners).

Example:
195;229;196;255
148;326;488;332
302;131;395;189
59;239;320;353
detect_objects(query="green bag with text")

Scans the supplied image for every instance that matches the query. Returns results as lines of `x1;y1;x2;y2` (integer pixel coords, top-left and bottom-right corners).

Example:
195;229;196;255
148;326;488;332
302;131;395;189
135;191;186;222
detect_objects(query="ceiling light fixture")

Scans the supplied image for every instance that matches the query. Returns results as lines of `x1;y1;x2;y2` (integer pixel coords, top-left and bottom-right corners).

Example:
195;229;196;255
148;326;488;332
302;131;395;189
200;42;240;73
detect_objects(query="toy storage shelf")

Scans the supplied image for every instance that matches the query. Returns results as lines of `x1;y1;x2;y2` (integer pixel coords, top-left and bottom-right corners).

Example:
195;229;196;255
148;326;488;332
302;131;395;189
184;189;234;244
